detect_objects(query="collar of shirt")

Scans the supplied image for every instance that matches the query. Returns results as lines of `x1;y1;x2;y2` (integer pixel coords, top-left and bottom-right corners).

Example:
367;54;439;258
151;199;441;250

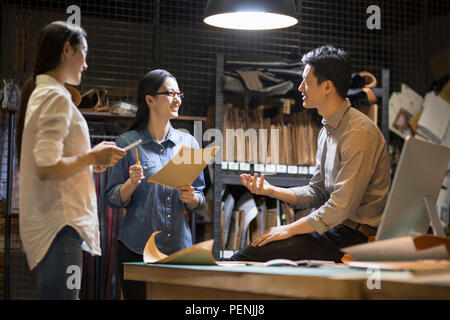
321;98;351;130
35;74;71;100
138;122;183;147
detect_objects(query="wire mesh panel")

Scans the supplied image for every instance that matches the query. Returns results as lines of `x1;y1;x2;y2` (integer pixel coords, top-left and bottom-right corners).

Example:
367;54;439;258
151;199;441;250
1;0;449;112
1;0;449;300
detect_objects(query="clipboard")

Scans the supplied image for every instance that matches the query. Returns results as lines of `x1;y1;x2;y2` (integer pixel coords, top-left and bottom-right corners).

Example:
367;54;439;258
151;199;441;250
147;145;219;189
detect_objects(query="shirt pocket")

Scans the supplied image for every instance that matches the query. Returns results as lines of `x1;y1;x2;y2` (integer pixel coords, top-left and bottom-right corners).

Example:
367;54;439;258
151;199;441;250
141;160;160;181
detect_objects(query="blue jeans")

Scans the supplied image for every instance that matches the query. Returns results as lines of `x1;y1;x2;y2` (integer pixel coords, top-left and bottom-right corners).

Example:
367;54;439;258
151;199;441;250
35;226;83;300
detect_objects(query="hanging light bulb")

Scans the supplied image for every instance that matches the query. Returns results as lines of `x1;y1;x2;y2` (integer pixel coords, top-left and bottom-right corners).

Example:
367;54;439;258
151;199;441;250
203;0;298;30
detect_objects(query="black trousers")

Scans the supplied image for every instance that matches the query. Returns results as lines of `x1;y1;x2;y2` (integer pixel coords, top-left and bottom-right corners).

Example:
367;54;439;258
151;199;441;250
230;225;368;262
117;240;146;300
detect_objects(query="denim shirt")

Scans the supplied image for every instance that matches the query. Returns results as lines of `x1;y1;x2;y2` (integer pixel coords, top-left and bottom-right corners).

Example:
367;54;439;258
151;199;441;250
105;124;206;255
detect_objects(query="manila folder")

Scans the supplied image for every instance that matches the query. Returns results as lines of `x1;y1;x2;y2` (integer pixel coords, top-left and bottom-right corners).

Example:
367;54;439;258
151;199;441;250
147;145;219;189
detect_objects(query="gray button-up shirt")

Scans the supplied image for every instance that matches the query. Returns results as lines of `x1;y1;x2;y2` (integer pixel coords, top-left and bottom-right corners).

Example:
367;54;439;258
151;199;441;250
290;99;391;234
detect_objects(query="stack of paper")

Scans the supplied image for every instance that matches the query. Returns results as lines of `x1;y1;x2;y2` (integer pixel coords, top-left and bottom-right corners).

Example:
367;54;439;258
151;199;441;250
418;92;450;144
222;102;320;166
236;192;259;249
388;84;424;139
342;235;450;261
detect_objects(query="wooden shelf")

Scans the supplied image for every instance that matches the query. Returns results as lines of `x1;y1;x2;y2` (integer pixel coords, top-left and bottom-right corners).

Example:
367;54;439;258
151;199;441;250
221;171;311;188
81;111;134;119
173;115;208;122
81;110;207;122
7;107;206;122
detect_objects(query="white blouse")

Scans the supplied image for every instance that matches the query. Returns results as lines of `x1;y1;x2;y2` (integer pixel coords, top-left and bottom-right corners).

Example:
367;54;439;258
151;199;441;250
19;74;101;270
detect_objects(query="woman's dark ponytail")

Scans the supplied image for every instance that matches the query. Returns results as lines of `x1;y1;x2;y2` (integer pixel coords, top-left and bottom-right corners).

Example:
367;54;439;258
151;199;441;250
15;76;36;162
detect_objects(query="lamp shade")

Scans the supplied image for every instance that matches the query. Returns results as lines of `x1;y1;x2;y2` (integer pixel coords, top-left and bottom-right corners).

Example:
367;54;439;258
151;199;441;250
204;0;298;30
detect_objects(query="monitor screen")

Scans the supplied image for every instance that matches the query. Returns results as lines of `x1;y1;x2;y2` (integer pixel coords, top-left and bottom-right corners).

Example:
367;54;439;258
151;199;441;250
376;137;450;241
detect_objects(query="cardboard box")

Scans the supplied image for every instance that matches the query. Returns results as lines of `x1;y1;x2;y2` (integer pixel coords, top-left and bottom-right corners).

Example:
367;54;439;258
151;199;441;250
430;47;450;80
440;80;450;104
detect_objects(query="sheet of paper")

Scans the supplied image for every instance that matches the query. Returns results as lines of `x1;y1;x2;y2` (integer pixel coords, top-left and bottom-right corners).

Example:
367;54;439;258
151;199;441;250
342;235;450;261
143;231;217;265
401;83;424;115
147;145;219;189
344;260;450;272
222;193;235;248
389;92;414;139
388;84;424;139
237;192;259;249
418;92;450;144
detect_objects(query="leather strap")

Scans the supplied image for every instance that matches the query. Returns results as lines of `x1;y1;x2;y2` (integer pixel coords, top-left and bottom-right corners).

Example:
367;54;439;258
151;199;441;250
342;219;377;238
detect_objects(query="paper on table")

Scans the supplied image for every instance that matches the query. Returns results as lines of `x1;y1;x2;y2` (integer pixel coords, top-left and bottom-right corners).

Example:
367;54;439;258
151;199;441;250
147;145;219;189
344;260;450;272
342;235;450;261
143;231;217;265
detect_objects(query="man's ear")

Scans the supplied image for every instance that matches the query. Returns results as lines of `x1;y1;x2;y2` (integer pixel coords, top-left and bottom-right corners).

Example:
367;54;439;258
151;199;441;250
324;80;334;94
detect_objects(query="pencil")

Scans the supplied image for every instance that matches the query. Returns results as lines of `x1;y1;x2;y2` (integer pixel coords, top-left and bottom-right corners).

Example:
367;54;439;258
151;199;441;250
135;147;140;165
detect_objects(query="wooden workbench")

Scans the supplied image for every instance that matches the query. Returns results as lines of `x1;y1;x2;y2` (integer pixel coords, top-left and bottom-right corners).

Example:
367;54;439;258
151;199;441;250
124;263;450;300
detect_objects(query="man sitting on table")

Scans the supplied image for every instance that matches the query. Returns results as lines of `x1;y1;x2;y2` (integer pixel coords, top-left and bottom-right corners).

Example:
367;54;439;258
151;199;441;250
230;45;391;263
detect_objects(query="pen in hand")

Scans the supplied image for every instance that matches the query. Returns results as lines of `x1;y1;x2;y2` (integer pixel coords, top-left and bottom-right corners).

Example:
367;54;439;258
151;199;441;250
130;147;145;185
134;147;148;170
135;147;140;165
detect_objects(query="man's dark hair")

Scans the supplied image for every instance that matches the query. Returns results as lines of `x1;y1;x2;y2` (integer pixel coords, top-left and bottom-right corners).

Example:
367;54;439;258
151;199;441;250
301;45;351;99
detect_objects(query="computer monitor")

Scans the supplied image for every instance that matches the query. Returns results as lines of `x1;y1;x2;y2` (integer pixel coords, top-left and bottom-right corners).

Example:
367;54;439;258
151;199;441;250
376;136;450;241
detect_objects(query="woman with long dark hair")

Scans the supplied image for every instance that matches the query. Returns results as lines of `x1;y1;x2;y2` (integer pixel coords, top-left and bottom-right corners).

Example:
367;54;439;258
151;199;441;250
17;21;126;299
105;69;206;299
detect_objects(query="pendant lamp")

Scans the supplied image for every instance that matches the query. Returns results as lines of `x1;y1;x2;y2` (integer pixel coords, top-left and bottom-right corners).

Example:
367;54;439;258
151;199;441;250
203;0;298;30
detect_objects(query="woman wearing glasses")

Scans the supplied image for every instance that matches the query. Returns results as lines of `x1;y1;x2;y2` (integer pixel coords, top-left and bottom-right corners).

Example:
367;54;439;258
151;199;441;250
105;69;206;299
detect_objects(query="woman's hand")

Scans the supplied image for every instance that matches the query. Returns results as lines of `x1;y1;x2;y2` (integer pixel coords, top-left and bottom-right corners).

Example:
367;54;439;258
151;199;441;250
129;164;145;185
177;185;200;210
90;141;126;167
93;165;107;173
177;185;195;203
119;164;145;204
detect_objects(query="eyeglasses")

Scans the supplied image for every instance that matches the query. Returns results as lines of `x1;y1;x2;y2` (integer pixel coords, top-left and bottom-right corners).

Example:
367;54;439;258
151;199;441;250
153;90;184;99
